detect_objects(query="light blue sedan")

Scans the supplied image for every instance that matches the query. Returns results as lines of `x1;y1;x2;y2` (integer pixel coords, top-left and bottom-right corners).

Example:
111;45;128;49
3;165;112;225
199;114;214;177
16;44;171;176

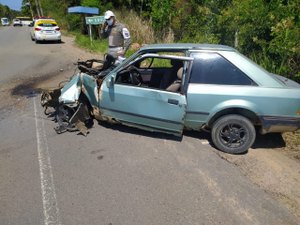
44;44;300;154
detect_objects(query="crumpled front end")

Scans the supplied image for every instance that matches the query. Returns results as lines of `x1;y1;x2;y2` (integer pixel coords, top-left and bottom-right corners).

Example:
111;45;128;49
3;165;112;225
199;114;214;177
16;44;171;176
41;73;95;136
59;74;82;106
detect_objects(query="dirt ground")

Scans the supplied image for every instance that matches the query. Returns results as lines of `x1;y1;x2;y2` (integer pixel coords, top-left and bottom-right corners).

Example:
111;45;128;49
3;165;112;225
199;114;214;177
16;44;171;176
2;35;300;221
217;134;300;219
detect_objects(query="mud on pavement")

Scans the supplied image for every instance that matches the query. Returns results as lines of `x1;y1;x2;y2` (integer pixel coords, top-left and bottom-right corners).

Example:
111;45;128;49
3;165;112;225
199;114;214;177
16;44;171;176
0;35;100;114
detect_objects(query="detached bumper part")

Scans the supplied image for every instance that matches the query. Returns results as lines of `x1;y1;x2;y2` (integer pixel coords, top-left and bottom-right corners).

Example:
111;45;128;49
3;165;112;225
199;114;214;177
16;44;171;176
69;103;92;136
54;123;77;134
55;103;93;136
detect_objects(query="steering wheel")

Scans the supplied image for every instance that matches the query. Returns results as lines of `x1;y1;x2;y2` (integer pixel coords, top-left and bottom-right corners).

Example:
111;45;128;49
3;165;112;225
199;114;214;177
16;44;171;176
128;66;143;86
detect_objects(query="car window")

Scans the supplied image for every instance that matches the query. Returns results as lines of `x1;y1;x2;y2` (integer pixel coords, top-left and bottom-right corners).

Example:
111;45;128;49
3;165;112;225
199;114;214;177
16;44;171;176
36;20;57;26
189;52;255;85
139;58;172;69
37;23;57;27
116;56;186;93
138;52;185;69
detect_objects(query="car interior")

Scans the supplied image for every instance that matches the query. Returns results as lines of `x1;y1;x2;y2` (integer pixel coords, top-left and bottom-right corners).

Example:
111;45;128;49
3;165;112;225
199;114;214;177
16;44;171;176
115;52;188;93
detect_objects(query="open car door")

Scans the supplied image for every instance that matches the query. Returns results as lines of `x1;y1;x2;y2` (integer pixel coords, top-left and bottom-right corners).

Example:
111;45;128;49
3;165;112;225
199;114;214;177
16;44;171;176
99;54;193;135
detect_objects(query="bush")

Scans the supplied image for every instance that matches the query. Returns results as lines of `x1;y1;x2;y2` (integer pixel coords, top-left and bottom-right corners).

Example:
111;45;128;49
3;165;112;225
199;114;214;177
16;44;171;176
117;9;155;44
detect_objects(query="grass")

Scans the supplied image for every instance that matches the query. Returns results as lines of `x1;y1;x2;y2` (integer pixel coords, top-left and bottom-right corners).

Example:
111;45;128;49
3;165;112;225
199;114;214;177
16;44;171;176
283;131;300;151
72;32;139;58
74;33;108;53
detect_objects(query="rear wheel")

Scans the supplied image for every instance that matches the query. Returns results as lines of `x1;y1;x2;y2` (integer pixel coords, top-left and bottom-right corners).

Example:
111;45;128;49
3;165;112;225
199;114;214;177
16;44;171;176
211;114;256;154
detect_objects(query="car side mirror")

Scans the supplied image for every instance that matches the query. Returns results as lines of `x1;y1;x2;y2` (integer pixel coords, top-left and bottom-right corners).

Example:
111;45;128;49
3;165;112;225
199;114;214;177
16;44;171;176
106;75;115;88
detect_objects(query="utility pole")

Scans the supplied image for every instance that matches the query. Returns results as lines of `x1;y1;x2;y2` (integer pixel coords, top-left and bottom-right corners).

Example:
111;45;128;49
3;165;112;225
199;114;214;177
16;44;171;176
34;0;40;17
34;0;43;17
25;2;34;19
37;0;44;17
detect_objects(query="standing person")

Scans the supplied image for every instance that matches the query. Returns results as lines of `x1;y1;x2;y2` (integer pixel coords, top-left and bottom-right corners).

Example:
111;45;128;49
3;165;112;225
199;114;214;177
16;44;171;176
101;10;131;59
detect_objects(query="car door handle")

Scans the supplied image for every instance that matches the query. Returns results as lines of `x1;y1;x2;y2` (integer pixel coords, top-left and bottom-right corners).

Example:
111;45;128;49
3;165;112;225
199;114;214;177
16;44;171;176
168;99;179;105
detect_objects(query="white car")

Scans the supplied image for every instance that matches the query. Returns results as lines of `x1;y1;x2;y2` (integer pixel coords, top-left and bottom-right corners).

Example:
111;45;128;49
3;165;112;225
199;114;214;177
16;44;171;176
13;19;22;26
30;19;61;43
1;17;9;26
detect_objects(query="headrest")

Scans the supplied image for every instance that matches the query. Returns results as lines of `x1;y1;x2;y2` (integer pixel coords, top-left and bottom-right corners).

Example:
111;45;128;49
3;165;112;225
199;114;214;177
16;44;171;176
177;67;183;79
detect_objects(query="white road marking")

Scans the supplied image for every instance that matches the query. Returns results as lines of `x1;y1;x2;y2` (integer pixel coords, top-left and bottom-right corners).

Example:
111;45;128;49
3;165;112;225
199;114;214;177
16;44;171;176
33;97;62;225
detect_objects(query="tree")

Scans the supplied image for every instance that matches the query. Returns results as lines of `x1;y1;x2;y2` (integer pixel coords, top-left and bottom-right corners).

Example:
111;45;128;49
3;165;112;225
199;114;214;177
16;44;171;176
81;0;100;7
0;4;19;19
22;0;299;81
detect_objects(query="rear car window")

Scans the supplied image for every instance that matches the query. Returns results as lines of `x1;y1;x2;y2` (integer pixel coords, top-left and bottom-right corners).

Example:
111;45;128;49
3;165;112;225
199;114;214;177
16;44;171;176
36;20;57;27
37;23;57;27
189;52;255;86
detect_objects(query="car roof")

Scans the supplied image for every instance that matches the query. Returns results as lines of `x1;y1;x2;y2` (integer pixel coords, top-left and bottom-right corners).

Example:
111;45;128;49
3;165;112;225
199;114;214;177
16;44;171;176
139;43;236;52
136;43;290;88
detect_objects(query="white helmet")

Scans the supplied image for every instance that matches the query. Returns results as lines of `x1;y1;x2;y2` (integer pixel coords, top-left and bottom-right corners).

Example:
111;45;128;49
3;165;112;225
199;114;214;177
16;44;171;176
104;10;115;19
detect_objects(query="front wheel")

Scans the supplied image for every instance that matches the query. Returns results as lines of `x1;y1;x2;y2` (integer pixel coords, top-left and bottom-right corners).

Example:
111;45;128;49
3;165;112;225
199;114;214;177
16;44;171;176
211;114;256;154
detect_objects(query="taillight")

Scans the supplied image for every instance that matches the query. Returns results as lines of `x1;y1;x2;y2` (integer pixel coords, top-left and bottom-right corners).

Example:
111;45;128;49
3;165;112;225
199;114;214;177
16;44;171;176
35;27;42;31
55;27;60;31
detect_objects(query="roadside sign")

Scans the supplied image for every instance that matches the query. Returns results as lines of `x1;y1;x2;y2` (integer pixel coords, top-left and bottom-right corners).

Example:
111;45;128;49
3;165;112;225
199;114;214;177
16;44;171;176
85;16;105;25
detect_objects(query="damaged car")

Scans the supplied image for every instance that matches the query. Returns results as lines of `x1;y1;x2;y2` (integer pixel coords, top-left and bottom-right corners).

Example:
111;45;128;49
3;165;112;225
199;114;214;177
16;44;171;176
41;43;300;154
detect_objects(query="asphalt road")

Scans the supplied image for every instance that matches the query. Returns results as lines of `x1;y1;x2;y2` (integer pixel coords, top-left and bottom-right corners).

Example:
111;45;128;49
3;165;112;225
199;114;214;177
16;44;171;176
0;26;299;225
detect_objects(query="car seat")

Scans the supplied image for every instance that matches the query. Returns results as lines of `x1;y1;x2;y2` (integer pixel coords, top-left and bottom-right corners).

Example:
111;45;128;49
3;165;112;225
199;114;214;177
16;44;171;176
159;60;183;89
166;67;183;92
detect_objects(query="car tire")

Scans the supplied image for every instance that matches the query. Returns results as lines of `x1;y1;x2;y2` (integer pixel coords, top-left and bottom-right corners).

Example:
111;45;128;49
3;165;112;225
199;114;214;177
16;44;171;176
35;40;39;44
211;114;256;154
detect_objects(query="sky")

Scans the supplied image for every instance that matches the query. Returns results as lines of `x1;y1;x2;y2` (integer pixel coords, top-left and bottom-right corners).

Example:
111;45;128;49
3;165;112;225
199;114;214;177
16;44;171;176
0;0;23;11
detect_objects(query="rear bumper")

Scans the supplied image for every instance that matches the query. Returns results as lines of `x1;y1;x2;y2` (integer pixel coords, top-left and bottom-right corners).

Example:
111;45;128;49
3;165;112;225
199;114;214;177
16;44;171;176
35;32;61;41
260;116;300;134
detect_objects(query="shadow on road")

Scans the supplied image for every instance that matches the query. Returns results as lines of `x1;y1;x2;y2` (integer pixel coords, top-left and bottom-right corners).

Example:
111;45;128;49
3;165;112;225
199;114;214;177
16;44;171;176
252;133;286;149
98;121;183;142
35;40;65;44
98;121;286;152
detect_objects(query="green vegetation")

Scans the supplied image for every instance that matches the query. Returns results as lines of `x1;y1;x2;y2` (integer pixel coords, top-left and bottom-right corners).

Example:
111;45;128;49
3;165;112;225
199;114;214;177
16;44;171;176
16;0;300;83
283;131;300;152
74;33;108;53
0;4;21;20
